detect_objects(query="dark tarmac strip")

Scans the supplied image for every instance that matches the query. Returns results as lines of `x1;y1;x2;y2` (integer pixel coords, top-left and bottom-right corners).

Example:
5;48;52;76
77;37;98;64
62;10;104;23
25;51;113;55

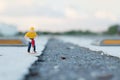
24;38;120;80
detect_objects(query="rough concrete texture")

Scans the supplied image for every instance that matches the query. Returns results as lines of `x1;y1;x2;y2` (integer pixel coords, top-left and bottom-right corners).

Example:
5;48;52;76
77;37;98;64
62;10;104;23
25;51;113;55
24;38;120;80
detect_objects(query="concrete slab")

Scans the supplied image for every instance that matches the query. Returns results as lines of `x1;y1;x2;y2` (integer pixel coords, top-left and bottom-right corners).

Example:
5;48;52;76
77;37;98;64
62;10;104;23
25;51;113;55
24;39;120;80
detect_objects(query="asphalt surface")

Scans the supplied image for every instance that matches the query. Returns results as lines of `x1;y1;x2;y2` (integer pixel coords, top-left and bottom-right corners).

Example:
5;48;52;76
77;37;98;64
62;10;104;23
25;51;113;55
24;38;120;80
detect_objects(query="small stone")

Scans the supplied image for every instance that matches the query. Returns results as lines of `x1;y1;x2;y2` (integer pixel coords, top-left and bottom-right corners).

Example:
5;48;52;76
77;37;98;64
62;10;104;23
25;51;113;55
67;46;75;49
54;65;59;69
61;56;66;60
38;58;44;62
78;77;86;80
54;65;59;72
91;72;98;78
101;52;104;55
91;71;113;80
30;71;39;77
97;51;103;54
109;66;116;69
29;67;39;77
96;73;113;80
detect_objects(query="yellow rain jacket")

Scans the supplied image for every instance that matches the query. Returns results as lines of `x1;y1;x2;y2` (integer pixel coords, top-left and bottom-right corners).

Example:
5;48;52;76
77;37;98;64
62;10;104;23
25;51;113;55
25;32;37;39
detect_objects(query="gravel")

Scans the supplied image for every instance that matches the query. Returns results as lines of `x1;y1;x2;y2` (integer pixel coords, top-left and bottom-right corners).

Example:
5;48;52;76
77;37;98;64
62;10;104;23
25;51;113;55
24;38;120;80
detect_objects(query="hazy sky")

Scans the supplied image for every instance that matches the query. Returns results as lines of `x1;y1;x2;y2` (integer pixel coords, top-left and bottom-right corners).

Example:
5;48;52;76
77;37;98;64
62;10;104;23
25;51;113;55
0;0;120;32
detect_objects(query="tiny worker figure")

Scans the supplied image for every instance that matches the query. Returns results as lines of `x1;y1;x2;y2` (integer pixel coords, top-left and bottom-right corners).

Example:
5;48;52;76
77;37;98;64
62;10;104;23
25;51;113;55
24;27;37;53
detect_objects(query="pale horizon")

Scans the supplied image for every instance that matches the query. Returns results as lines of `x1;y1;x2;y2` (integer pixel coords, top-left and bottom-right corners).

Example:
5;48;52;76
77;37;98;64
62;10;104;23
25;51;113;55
0;0;120;32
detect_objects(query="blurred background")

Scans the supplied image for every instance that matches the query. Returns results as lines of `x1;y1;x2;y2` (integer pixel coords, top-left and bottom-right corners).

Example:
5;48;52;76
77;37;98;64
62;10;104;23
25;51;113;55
0;0;120;36
1;1;120;80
